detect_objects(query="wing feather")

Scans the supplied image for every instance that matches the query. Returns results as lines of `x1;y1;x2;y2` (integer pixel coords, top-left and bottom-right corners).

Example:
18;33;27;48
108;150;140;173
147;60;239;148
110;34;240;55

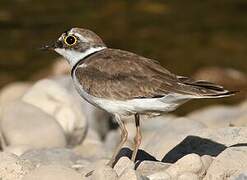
75;48;235;100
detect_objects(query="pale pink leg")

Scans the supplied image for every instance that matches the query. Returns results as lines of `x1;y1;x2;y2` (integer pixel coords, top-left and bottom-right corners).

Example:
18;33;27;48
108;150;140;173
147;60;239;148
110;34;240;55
107;114;128;167
131;113;142;162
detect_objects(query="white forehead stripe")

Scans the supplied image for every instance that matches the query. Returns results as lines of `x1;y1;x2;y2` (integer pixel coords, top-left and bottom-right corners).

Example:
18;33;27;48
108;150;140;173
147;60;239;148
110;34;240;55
72;32;89;43
55;46;106;67
69;28;89;42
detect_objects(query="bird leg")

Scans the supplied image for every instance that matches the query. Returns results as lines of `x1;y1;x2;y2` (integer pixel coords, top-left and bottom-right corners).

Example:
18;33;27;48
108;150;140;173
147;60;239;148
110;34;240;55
107;114;128;167
131;113;142;162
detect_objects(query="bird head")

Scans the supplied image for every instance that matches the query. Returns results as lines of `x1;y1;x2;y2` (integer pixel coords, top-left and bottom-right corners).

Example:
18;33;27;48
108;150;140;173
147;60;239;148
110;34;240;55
42;28;106;66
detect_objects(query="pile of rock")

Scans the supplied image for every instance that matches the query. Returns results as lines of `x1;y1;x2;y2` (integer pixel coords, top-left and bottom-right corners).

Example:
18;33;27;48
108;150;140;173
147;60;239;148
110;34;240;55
0;72;247;179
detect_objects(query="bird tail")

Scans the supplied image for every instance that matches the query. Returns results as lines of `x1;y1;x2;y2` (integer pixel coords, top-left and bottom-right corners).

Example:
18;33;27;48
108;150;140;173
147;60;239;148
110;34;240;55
178;77;238;98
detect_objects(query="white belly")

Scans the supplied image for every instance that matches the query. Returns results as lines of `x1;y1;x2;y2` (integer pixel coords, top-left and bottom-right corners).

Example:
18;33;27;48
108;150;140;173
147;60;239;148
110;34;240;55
72;77;190;116
93;97;182;115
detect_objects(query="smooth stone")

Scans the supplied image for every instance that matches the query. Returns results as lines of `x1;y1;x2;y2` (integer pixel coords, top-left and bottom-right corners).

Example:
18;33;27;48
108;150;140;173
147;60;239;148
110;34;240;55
53;76;111;138
188;105;246;128
0;152;34;180
119;168;147;180
230;113;247;127
22;79;87;146
201;155;214;172
0;101;66;149
137;160;170;176
141;115;177;132
166;153;204;178
73;138;107;161
75;159;109;177
178;172;199;180
73;128;106;161
191;127;247;147
114;157;134;176
21;148;83;167
239;99;247;109
51;58;70;76
104;130;135;156
4;144;32;156
204;147;247;180
141;116;205;136
107;116;206;161
145;127;247;162
22;165;81;180
0;129;6;149
148;171;171;180
229;171;247;180
231;100;247;126
104;130;120;153
91;165;117;180
84;128;102;142
0;82;31;105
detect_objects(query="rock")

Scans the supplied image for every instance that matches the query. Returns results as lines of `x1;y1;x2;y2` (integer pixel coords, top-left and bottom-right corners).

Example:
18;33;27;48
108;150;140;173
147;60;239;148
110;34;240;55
119;168;147;180
91;165;117;180
84;128;102;142
76;159;109;177
4;145;32;156
201;155;213;172
142;117;206;160
21;148;83;167
137;160;170;176
22;165;81;180
240;99;247;109
178;172;199;180
191;127;247;147
0;152;34;180
104;124;136;155
148;171;171;180
22;79;88;146
229;171;247;180
165;154;204;178
114;157;134;176
51;58;70;76
204;147;247;180
73;129;107;160
230;113;247;127
0;101;66;149
144;116;206;151
0;129;6;149
73;139;106;161
85;104;111;138
188;105;246;128
104;130;120;153
145;127;247;162
54;76;111;138
0;82;31;105
140;115;176;130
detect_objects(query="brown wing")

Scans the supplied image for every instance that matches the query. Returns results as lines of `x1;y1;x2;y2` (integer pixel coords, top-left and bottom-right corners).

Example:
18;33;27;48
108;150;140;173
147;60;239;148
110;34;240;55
75;48;234;100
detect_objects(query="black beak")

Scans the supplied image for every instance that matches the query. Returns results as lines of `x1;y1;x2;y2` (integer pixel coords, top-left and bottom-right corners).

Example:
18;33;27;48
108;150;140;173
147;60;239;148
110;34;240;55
39;43;55;51
40;41;63;51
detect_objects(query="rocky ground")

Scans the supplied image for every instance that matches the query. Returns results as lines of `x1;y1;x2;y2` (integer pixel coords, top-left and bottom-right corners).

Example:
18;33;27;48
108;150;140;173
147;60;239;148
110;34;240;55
0;64;246;180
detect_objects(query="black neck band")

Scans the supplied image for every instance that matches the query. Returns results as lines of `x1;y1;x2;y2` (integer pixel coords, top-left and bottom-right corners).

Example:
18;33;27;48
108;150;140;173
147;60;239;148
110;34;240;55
70;48;105;77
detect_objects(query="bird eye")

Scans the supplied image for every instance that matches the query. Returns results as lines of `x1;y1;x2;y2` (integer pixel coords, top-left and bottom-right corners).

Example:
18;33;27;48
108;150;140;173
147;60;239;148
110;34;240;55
64;35;77;46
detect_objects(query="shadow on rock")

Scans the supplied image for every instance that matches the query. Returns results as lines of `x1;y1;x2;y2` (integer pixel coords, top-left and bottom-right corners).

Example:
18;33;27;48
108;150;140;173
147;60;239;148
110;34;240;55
112;137;247;168
162;135;227;163
113;147;158;168
230;143;247;148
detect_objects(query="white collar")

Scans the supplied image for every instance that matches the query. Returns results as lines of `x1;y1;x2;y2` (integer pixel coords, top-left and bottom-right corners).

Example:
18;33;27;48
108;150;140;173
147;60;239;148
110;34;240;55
55;46;106;67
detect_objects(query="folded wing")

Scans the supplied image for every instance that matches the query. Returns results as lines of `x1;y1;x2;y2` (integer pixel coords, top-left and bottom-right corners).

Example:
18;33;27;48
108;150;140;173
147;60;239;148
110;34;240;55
75;48;236;100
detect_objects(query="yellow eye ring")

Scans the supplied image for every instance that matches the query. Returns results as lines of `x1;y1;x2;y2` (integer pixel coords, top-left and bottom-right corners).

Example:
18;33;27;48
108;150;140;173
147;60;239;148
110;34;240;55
64;35;77;46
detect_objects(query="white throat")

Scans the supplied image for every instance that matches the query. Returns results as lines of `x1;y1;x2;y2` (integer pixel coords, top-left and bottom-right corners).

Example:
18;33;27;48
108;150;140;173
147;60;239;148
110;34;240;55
55;46;106;67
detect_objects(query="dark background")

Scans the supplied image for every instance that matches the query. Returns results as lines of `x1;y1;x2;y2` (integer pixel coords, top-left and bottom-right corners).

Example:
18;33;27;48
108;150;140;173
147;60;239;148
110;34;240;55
0;0;246;114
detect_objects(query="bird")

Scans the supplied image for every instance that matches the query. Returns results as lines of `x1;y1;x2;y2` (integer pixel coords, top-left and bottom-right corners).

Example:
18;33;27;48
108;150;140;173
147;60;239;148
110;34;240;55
42;27;236;167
